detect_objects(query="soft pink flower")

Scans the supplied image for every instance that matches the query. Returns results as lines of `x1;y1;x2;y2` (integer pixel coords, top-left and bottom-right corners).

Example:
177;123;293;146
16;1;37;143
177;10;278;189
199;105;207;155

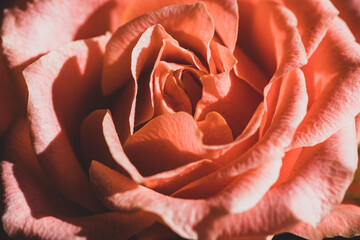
1;0;360;239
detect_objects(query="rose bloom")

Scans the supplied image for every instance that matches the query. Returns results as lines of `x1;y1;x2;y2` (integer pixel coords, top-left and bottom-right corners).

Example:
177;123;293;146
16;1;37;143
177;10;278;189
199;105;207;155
1;0;360;239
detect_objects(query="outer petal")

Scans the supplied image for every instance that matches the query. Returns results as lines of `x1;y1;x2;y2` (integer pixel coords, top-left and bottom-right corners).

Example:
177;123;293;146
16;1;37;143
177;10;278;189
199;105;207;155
281;0;339;57
332;0;360;42
89;157;282;239
24;34;111;212
289;204;360;239
291;18;360;148
1;0;125;69
1;118;155;240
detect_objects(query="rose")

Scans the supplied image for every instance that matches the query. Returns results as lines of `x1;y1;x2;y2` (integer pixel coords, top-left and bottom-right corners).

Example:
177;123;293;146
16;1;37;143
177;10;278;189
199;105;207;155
1;0;360;239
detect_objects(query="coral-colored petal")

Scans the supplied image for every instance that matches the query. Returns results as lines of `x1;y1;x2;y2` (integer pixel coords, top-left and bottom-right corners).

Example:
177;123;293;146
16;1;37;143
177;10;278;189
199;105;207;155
332;0;360;42
123;112;207;176
197;112;234;145
252;1;307;80
141;159;219;195
1;159;154;240
291;18;360;148
131;24;175;127
209;40;237;73
89;158;282;239
120;0;238;52
102;2;214;96
233;47;268;94
282;0;339;57
81;109;143;182
188;69;307;192
216;123;357;238
195;71;262;137
290;204;360;240
24;34;111;212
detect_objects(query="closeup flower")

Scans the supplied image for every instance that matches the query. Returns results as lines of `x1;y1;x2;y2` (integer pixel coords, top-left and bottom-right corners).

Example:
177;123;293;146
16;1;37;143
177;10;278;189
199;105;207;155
1;0;360;239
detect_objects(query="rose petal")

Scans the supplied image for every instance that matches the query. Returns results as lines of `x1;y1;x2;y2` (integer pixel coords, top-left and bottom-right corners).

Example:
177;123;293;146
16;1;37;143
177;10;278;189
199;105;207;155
120;0;238;52
291;17;360;148
183;69;307;196
233;46;268;94
197;112;234;145
24;34;111;212
1;0;124;69
252;1;307;80
123;112;207;176
195;71;262;138
282;0;339;57
1;159;154;240
89;157;282;239
331;0;360;42
141;159;219;195
216;122;357;238
289;204;360;239
81;109;143;182
102;2;214;96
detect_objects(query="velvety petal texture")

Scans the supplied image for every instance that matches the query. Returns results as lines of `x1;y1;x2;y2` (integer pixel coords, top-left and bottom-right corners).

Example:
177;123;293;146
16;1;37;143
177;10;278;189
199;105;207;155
24;34;111;212
1;0;360;239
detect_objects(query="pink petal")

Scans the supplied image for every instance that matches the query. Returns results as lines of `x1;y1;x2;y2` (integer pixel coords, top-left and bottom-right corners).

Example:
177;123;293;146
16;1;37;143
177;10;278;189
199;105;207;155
216;122;357;238
289;204;360;239
1;0;125;69
120;0;238;52
1;159;154;239
101;2;214;96
89;157;282;239
282;0;339;57
141;159;219;195
291;17;360;148
332;0;360;42
81;109;143;182
24;34;111;212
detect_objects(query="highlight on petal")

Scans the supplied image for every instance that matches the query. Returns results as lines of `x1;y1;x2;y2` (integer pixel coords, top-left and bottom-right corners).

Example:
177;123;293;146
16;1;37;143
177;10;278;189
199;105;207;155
291;17;360;149
282;0;339;57
24;34;111;212
290;204;360;239
1;0;124;69
102;2;214;96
